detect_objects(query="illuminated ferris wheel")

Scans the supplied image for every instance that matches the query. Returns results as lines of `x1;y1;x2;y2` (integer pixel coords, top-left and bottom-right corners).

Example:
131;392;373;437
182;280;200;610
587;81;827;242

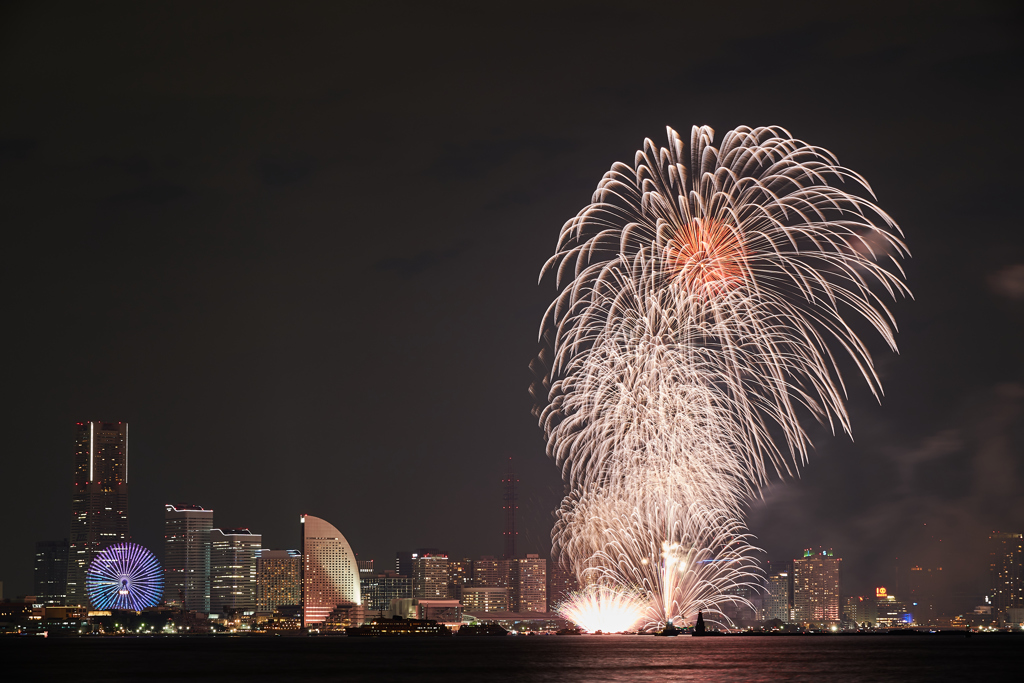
85;542;164;611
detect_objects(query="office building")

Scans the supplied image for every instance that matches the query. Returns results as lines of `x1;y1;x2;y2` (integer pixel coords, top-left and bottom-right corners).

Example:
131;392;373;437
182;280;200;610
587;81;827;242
301;515;360;627
256;549;301;613
989;531;1023;625
209;528;261;615
67;421;129;607
462;586;509;612
413;554;449;599
907;565;943;626
360;571;412;612
396;548;442;578
511;554;547;613
474;556;511;588
546;561;578;610
418;598;461;623
448;558;473;601
34;539;69;606
765;564;792;623
163;504;214;612
793;548;841;627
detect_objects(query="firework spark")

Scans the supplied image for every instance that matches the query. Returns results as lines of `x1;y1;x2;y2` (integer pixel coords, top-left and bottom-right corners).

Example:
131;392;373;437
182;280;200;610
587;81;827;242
537;125;909;629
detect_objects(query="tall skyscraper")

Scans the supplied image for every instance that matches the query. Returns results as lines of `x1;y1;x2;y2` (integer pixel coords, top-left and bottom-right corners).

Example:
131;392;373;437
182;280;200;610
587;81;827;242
511;554;547;612
413;554;450;599
447;558;473;601
209;528;261;615
989;531;1023;625
502;459;518;560
765;561;793;623
163;504;214;613
907;565;943;626
793;548;841;627
256;549;301;613
474;556;511;589
67;421;129;607
360;571;413;612
34;539;69;606
546;560;578;609
301;515;360;627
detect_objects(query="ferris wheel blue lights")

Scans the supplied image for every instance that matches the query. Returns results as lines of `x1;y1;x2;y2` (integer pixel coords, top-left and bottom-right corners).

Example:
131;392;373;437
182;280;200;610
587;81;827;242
85;542;163;611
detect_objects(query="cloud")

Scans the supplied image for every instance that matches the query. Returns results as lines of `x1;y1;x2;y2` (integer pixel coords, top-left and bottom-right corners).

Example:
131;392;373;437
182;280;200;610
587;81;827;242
989;264;1024;300
375;241;472;278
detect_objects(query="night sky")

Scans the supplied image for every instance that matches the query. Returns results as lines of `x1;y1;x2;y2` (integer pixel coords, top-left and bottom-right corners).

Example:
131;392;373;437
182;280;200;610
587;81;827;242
2;1;1021;607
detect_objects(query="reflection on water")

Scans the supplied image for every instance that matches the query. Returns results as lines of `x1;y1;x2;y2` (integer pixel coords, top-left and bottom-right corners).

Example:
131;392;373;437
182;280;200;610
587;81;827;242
4;634;1021;682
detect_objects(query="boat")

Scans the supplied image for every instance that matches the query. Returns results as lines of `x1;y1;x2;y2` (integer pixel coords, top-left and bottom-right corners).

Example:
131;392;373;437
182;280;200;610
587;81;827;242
655;619;682;636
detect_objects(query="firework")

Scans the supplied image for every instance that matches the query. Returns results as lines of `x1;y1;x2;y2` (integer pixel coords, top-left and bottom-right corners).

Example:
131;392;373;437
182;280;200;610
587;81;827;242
557;584;646;633
86;542;164;611
537;125;908;629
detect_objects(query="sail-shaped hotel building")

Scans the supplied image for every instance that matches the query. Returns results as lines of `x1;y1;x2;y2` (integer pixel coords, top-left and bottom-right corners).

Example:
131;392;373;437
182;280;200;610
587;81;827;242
300;514;361;627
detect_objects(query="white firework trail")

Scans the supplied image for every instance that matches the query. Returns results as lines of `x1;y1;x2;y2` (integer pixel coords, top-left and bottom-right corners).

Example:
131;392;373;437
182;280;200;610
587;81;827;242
534;125;909;630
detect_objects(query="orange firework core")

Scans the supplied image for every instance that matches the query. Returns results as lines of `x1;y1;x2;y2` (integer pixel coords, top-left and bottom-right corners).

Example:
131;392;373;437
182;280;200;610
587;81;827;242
663;218;745;296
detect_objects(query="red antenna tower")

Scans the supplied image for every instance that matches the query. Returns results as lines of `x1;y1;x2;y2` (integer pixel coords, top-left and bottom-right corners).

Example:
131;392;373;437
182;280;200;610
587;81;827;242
502;457;518;560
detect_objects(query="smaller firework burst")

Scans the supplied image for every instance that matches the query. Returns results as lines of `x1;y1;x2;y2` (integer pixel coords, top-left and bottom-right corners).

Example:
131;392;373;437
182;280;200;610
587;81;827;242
557;584;646;633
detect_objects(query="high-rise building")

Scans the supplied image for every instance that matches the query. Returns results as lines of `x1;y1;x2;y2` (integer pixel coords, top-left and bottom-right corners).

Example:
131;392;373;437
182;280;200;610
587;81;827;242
989;531;1023;625
360;571;413;612
474;556;511;589
764;564;792;623
209;528;261;615
462;586;509;612
34;539;69;606
793;548;841;627
67;421;129;607
256;549;301;614
396;548;442;578
511;554;547;613
502;459;518;560
163;504;214;613
546;560;578;609
448;558;473;601
907;565;943;626
413;554;449;599
300;515;360;627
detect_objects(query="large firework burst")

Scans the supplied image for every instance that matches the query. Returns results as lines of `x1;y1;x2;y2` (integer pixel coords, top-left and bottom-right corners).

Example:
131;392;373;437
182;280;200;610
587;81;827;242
535;125;909;629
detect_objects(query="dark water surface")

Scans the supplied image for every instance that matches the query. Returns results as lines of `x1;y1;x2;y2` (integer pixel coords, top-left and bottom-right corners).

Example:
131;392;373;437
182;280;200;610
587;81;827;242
3;634;1020;682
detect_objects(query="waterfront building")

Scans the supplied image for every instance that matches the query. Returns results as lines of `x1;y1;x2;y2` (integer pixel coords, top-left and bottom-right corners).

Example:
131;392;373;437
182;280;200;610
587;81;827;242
417;598;461;624
301;514;360;627
474;556;511;589
764;565;792;623
67;421;129;607
256;549;301;613
546;561;578;610
163;504;214;612
907;565;943;626
360;571;413;612
413;554;449;599
396;548;442;578
511;554;547;613
357;560;374;576
448;558;473;601
209;528;261;615
793;548;841;627
989;531;1023;626
874;587;911;627
34;539;69;606
461;586;509;612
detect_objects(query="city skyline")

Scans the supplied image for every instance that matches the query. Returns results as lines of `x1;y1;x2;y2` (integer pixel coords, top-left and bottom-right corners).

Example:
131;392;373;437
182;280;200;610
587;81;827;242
2;2;1022;610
